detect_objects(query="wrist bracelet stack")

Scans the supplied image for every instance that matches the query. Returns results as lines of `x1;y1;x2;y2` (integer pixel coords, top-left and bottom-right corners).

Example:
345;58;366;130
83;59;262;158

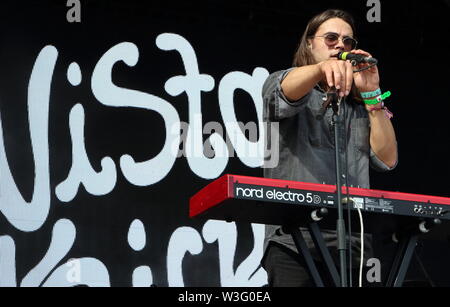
360;88;393;119
363;91;391;105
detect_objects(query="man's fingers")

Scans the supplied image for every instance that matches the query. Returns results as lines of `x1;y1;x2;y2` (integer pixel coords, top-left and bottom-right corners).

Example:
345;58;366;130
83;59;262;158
337;61;348;96
320;59;355;93
345;61;353;95
324;65;334;88
331;61;343;92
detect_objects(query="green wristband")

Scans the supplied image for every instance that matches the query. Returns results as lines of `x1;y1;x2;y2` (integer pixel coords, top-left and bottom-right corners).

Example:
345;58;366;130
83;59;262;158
363;91;391;105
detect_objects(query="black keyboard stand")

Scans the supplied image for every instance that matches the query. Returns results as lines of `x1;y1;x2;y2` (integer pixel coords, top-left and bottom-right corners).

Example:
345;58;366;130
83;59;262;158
385;233;418;287
288;225;325;287
385;218;441;287
308;222;341;286
286;217;441;287
288;222;420;287
285;209;341;287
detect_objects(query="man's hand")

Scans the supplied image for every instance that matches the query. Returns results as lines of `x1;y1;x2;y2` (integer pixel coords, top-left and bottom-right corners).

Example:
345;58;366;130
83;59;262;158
318;49;381;96
351;49;380;93
317;58;354;97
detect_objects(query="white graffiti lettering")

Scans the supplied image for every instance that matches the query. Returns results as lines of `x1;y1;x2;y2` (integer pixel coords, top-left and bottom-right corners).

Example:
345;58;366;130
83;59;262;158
0;33;269;286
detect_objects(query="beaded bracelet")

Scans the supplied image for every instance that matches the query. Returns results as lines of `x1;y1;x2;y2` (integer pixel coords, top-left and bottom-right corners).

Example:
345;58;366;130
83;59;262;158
367;102;393;119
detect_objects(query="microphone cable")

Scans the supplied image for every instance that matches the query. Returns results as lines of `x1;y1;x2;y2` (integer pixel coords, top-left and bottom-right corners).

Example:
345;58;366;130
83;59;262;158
357;206;365;287
353;64;377;73
342;96;366;287
343;98;366;287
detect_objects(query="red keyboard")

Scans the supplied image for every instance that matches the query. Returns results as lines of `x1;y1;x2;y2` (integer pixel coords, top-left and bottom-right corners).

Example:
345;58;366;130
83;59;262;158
190;174;450;233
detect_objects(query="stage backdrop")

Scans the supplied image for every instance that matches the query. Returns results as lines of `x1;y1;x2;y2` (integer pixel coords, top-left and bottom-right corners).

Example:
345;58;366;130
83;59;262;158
1;0;449;286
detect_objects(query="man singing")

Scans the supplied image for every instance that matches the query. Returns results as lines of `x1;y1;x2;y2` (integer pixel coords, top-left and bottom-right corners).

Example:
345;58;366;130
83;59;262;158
261;9;397;287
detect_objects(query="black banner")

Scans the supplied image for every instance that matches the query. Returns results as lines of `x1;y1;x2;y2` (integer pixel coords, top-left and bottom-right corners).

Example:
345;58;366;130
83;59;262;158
1;0;449;287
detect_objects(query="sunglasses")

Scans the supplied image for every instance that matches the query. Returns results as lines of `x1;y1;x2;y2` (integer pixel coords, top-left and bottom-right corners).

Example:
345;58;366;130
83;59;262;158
312;32;358;50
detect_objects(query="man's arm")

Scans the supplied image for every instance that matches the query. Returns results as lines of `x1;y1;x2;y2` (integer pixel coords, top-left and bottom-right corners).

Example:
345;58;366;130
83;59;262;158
281;59;354;101
350;49;398;169
281;65;322;101
367;104;398;168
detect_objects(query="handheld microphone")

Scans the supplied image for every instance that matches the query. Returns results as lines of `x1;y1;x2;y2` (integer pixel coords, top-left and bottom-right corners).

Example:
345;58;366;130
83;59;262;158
335;51;378;65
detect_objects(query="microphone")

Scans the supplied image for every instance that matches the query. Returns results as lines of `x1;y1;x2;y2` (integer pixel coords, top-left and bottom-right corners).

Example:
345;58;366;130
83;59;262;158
335;51;378;65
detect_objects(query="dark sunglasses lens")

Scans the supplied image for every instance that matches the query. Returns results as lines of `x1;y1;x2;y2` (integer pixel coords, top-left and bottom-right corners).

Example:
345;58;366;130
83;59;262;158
324;34;339;45
343;38;357;50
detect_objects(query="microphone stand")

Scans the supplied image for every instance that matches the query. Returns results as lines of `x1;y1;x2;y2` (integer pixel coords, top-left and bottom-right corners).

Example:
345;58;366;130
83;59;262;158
318;87;348;287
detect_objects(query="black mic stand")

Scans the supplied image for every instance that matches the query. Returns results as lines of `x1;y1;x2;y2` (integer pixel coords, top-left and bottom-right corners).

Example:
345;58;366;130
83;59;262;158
332;93;348;287
319;87;348;287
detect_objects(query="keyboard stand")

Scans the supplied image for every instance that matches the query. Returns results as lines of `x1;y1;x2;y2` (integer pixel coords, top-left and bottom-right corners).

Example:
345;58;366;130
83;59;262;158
385;234;418;287
286;219;341;287
385;219;441;287
308;222;341;286
288;225;325;287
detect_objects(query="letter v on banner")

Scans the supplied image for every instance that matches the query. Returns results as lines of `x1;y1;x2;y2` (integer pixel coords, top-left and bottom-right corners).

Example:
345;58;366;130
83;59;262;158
0;46;57;232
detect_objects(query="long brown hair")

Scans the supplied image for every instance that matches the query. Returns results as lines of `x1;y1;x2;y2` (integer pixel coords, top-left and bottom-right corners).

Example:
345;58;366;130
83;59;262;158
293;9;361;100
